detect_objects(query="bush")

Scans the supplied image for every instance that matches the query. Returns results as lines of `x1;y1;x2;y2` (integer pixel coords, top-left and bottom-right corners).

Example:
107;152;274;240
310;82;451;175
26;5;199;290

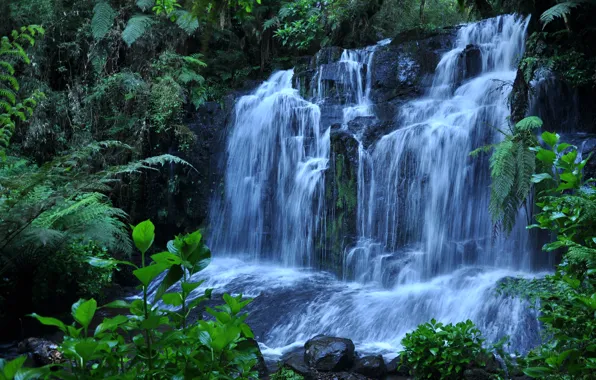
270;367;305;380
400;319;489;379
20;220;259;379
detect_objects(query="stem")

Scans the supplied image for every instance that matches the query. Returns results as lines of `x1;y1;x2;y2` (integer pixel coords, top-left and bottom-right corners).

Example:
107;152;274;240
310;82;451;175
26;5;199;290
182;269;188;329
140;249;153;377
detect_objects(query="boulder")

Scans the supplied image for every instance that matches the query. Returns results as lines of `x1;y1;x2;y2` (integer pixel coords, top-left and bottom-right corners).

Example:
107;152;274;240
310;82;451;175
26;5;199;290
282;348;311;375
386;355;410;376
17;337;63;366
463;368;492;380
304;335;356;372
461;44;482;80
353;355;387;378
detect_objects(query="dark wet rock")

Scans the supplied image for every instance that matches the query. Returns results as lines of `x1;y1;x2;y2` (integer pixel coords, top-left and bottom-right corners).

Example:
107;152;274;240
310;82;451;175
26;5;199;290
239;338;268;378
463;368;493;380
353;355;387;378
315;47;345;67
17;338;63;366
304;335;356;372
282;350;312;377
461;44;482;79
319;128;359;275
386;355;410;376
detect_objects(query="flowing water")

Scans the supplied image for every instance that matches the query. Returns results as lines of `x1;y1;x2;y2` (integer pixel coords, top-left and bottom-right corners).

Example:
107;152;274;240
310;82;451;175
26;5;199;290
158;15;547;359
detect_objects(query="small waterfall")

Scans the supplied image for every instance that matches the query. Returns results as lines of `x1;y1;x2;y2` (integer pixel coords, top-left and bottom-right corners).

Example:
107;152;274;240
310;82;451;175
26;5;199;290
196;14;543;359
210;71;329;267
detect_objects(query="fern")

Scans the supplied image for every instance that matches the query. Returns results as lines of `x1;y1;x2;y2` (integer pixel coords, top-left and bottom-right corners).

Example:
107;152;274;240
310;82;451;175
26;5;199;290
174;10;199;34
137;0;156;11
91;2;117;40
540;0;596;28
122;15;155;46
516;141;536;200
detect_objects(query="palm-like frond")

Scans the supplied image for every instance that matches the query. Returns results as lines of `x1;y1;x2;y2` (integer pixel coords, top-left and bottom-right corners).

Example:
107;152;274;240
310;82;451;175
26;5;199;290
540;0;596;27
91;2;117;40
122;15;155;46
174;10;199;35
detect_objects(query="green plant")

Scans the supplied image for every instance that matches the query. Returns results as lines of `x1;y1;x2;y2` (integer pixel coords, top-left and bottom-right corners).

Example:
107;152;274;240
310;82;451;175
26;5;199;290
540;0;596;28
0;25;45;158
270;367;305;380
470;116;543;232
400;319;489;379
26;220;259;379
0;356;48;380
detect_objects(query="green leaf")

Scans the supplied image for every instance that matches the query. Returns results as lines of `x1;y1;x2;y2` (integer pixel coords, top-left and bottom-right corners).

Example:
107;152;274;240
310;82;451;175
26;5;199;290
151;251;182;266
181;280;203;295
132;220;155;253
94;315;128;336
72;299;97;329
153;264;183;302
162;293;183;307
87;257;137;269
556;143;573;153
75;340;99;362
102;300;131;309
531;173;552;183
28;314;66;332
523;367;553;378
536;148;556;167
1;356;26;379
515;116;543;132
140;315;167;329
541;131;559;147
133;263;168;286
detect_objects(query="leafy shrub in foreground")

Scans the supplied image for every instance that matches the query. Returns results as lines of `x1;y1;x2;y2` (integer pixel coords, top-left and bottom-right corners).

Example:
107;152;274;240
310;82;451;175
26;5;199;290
15;220;259;379
400;319;489;379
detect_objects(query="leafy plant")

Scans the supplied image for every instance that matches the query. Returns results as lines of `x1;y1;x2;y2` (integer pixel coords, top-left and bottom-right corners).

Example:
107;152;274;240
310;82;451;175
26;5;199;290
470;116;543;232
400;319;489;379
270;367;305;380
540;0;596;28
26;220;259;379
0;25;45;158
0;356;48;380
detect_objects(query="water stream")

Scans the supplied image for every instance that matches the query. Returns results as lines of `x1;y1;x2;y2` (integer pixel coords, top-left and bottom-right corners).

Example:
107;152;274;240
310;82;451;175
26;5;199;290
157;14;545;360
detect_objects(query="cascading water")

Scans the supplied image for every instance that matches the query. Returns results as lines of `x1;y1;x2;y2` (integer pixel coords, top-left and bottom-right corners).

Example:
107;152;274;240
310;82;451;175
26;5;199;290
160;14;546;360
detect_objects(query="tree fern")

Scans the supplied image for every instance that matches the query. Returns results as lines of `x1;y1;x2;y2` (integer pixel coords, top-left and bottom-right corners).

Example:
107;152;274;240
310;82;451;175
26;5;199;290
91;2;117;40
122;15;155;46
137;0;156;11
540;0;596;28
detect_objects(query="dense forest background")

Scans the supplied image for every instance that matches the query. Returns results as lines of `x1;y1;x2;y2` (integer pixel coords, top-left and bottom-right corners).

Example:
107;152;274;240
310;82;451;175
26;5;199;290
0;0;595;378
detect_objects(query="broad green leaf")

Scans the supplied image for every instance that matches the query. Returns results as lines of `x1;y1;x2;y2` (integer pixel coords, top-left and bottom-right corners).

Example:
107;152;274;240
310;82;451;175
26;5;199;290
531;173;552;183
102;300;131;309
523;367;553;378
153;264;183;302
1;356;26;379
94;315;129;336
72;299;97;329
133;263;168;286
87;257;137;269
75;340;98;362
541;131;559;147
28;314;66;332
536;148;556;167
162;293;183;307
556;143;573;153
132;220;155;253
140;315;168;329
151;251;181;266
181;280;204;295
561;150;578;165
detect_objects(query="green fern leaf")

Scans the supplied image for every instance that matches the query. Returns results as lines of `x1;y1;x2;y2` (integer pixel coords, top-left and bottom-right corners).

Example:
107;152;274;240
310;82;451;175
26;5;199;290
91;2;117;40
515;141;536;200
540;1;594;27
174;10;199;35
122;15;155;47
136;0;155;11
0;88;16;105
0;61;15;75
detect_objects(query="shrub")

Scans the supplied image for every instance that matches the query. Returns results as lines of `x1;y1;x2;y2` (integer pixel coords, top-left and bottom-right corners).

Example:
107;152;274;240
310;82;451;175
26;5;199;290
270;367;305;380
18;220;259;379
400;319;489;379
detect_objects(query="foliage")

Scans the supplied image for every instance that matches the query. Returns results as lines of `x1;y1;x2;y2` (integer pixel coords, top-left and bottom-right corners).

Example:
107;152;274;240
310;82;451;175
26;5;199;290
0;356;48;380
270;367;305;380
400;319;489;379
26;220;259;379
470;116;543;233
0;26;45;158
540;0;596;28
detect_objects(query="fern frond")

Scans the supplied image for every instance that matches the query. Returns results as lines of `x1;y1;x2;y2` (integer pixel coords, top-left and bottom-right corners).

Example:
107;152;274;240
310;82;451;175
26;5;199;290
174;10;199;35
91;2;117;40
515;142;536;199
490;139;515;204
0;74;19;90
0;89;16;105
136;0;155;11
540;1;595;27
122;15;155;47
263;17;279;30
0;61;15;75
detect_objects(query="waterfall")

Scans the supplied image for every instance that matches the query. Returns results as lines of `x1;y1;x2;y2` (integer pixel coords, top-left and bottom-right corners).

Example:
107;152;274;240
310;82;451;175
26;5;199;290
198;14;542;359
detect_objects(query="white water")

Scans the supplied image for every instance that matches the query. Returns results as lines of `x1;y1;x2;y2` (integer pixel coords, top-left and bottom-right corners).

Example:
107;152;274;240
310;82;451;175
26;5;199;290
164;15;545;360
